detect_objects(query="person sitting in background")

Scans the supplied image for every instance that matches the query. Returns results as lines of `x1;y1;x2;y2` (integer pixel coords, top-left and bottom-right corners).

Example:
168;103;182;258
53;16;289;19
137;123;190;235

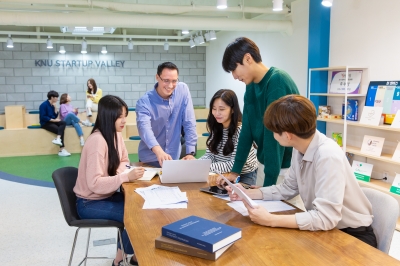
59;93;91;147
39;90;70;157
74;95;144;266
199;89;258;185
85;78;102;124
226;95;377;248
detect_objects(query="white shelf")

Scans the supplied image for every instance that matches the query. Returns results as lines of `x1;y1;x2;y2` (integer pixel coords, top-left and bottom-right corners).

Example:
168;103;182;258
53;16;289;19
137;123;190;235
310;66;369;71
346;145;400;166
310;93;366;97
317;118;400;132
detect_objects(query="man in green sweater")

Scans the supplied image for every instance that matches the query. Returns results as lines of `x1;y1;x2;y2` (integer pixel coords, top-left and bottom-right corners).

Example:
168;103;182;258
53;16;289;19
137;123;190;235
220;37;300;186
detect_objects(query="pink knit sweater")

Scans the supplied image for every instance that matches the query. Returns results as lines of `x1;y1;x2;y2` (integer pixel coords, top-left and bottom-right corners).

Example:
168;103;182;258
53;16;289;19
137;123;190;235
73;131;130;200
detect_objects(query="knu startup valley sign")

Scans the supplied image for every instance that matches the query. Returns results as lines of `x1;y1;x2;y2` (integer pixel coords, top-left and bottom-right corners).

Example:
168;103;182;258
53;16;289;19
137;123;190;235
34;59;125;68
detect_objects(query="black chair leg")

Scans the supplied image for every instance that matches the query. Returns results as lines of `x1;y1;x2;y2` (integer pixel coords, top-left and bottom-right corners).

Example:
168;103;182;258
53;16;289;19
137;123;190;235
69;228;81;266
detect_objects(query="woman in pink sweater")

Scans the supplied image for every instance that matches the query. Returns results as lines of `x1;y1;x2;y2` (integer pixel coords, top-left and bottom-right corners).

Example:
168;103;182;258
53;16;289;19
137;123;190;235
73;95;144;266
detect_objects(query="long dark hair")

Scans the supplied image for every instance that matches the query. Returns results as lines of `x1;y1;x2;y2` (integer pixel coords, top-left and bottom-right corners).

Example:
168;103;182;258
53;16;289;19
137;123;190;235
59;93;68;105
207;89;242;155
87;78;98;94
92;95;128;176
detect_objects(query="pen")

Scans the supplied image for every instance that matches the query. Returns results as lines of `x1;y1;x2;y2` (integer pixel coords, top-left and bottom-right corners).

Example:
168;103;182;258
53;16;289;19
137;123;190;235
126;165;147;171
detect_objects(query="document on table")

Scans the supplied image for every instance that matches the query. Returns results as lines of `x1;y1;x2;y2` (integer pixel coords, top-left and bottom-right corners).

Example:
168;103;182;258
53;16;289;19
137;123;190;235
227;200;295;216
137;168;162;181
135;185;188;209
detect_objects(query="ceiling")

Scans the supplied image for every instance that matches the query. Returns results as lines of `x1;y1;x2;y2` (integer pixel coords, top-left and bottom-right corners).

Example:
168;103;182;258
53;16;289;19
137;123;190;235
0;0;298;46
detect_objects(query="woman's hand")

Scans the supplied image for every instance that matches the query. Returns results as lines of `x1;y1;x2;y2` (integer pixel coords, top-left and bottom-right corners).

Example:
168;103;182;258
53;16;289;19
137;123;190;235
216;172;238;187
127;167;145;181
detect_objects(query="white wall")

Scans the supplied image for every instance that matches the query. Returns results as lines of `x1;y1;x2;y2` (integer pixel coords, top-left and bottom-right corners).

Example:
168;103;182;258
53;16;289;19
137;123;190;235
330;0;400;80
329;0;400;182
205;0;309;110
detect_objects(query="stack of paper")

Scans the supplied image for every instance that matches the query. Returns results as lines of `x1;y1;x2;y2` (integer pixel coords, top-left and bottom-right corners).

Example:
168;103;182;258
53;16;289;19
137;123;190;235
135;185;188;209
227;200;294;216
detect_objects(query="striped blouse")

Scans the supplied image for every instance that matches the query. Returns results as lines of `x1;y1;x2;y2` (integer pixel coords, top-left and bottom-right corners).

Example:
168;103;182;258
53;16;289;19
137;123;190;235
199;125;258;174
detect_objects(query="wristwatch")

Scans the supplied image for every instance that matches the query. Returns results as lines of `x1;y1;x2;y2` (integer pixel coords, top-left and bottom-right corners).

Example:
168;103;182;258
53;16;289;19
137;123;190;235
186;151;195;156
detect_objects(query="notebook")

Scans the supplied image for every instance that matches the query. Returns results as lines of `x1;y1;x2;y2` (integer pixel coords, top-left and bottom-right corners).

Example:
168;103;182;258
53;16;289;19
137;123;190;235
160;159;211;183
137;168;162;181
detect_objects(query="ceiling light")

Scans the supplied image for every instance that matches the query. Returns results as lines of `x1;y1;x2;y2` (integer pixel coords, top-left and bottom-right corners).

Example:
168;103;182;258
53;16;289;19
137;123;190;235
217;0;227;9
46;36;53;49
321;0;333;7
6;34;13;48
101;46;107;54
204;31;211;42
128;38;134;50
60;26;116;35
272;0;283;11
182;29;189;35
188;36;195;48
81;39;87;54
210;30;217;40
59;46;66;54
164;39;169;51
195;31;205;45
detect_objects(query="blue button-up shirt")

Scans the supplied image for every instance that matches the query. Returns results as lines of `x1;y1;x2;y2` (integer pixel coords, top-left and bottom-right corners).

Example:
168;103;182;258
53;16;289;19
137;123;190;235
136;82;197;163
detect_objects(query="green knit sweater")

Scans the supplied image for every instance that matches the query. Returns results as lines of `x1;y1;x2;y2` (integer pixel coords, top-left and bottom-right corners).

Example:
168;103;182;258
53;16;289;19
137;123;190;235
231;67;300;186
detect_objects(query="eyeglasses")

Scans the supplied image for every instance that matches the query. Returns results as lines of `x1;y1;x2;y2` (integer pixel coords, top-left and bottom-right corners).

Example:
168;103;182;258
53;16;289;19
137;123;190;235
159;76;179;85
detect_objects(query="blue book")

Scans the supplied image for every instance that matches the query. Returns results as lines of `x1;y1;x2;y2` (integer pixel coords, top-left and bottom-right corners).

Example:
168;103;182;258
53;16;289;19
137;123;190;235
162;215;241;253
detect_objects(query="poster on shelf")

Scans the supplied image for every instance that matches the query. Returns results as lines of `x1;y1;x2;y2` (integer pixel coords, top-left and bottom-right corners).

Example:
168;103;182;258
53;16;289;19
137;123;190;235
390;174;400;195
329;70;362;94
359;106;383;126
392;142;400;163
360;135;385;157
365;81;400;118
352;160;373;182
390;110;400;128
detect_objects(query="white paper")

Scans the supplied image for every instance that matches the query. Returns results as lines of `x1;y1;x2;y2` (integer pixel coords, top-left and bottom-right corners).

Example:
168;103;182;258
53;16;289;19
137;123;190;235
359;106;383;126
390;110;400;128
219;174;259;208
137;168;162;181
360;135;385;157
392;142;400;163
227;200;295;216
352;160;374;182
213;194;231;201
135;185;188;209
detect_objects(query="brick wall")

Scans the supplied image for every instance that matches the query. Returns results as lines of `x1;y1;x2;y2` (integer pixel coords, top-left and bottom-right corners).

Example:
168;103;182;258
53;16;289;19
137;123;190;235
0;43;206;111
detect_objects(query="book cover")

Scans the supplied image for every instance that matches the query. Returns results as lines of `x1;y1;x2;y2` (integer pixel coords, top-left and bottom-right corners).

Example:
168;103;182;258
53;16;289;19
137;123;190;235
162;215;241;253
155;236;233;261
342;99;358;121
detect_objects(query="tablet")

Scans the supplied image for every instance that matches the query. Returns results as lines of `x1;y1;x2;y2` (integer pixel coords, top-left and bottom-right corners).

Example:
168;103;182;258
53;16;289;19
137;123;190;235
199;186;228;196
219;174;259;208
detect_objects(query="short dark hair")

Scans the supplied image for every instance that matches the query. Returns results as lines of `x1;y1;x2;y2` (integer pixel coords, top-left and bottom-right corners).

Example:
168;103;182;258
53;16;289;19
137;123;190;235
92;95;128;176
206;89;242;155
222;37;262;73
47;90;59;100
157;62;179;77
264;95;316;139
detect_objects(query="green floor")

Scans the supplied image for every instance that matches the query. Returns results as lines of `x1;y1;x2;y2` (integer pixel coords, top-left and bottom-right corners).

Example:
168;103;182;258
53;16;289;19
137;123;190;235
0;150;206;182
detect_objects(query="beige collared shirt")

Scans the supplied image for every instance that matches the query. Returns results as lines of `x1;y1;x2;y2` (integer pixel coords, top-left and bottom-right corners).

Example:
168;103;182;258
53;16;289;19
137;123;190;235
260;130;373;231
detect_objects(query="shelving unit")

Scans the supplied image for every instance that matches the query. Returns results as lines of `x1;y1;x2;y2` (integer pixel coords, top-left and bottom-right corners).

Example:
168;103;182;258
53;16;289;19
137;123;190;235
309;66;400;230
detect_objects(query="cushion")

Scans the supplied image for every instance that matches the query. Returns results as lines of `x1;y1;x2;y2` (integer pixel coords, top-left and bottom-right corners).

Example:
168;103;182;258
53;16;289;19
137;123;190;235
129;136;141;140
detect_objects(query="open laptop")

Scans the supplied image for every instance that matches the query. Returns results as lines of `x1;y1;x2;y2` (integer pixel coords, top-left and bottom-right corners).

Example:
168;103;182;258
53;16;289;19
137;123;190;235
160;159;211;183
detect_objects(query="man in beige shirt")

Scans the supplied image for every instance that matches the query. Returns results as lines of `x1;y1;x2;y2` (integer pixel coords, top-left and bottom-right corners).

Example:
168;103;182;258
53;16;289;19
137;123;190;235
227;95;377;248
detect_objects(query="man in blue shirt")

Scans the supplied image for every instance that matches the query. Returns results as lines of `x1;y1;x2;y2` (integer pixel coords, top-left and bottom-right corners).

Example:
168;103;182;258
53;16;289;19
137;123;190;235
39;90;70;156
136;62;197;167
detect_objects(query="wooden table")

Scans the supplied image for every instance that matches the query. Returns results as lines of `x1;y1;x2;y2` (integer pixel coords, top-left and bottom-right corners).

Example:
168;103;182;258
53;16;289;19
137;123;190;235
123;178;399;265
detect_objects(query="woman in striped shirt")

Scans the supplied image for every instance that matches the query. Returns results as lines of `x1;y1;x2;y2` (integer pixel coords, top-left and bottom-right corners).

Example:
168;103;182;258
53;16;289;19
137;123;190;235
199;89;258;185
